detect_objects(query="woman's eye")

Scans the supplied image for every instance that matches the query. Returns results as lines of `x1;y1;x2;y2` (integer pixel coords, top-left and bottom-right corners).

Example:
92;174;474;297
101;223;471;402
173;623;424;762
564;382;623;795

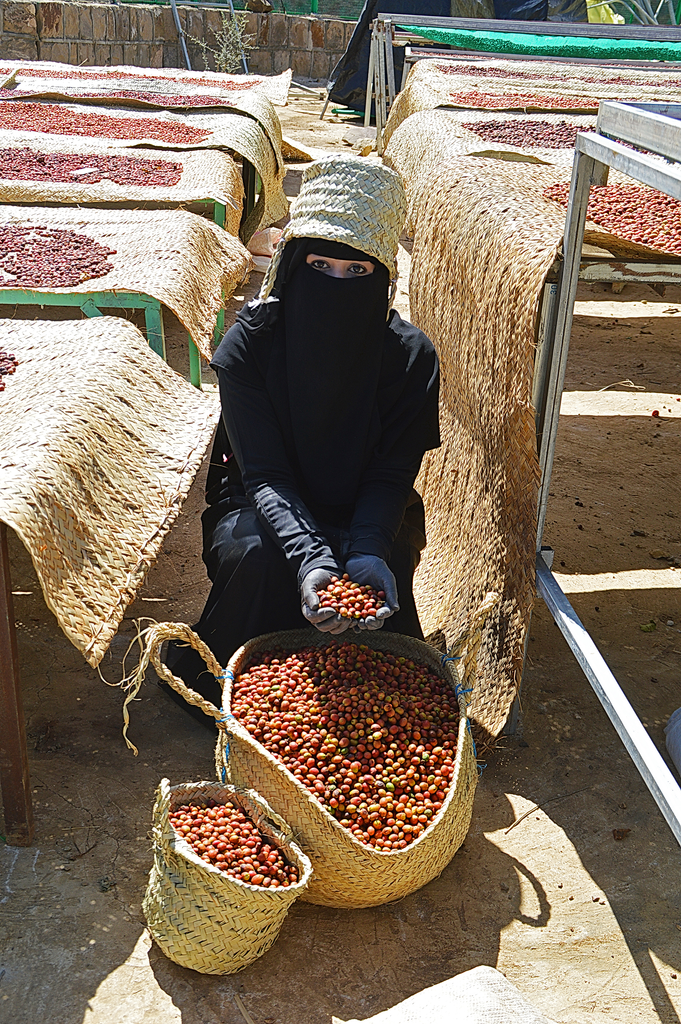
349;264;367;275
310;259;330;270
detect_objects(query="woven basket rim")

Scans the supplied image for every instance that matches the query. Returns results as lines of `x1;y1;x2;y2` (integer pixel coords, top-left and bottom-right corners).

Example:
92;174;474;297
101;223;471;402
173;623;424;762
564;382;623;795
221;628;471;860
164;778;313;894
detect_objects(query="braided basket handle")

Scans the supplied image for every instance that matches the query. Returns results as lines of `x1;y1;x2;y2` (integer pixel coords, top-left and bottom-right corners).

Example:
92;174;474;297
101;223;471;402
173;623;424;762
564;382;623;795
122;622;234;755
148;622;226;723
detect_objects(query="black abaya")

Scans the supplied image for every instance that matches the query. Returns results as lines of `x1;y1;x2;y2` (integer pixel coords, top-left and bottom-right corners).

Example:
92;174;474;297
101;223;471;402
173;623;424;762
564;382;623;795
166;242;440;705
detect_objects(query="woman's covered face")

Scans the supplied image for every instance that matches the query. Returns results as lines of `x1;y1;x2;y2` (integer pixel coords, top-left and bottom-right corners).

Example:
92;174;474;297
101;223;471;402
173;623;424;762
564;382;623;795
306;252;375;278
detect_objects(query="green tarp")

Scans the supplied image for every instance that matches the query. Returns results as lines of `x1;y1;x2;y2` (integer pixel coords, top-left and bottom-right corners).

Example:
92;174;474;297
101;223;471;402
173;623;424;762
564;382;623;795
399;23;681;61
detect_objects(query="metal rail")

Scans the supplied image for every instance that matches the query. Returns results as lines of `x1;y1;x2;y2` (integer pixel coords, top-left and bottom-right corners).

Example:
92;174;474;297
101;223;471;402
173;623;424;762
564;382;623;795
536;556;681;848
376;11;681;39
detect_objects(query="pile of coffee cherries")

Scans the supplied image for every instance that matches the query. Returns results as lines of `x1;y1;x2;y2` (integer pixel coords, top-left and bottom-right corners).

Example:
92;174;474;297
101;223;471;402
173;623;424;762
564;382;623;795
544;182;681;256
448;91;594;110
317;574;385;622
0;349;17;392
463;119;580;149
231;642;461;851
78;90;237;108
0;148;183;187
0;226;116;288
169;799;300;887
0;102;209;145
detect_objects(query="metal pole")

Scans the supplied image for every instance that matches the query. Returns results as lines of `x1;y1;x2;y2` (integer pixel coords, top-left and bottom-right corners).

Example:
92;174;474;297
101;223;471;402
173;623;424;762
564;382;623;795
170;0;192;71
364;24;376;129
385;18;396;107
536;556;681;848
0;521;34;846
535;145;608;549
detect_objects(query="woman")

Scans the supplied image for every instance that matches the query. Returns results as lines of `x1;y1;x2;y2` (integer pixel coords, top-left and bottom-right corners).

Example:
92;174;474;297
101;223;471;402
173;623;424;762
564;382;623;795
165;155;440;713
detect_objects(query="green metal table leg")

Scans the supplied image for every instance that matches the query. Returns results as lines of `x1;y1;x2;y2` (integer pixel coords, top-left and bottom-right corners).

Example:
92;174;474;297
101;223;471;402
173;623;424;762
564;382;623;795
214;202;226;230
144;300;166;360
214;304;225;346
188;335;202;390
81;298;104;318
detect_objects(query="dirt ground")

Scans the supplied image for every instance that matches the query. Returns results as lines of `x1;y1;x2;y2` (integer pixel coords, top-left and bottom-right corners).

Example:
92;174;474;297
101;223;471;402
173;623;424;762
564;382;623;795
1;91;680;1024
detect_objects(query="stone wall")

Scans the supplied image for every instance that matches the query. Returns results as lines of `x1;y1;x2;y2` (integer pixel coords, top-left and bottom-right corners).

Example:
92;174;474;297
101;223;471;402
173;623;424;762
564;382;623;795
0;1;354;80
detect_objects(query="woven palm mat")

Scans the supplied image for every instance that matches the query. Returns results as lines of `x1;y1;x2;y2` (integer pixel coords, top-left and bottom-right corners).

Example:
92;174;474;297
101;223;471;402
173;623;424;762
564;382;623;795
0;138;243;235
0;316;220;666
0;204;252;360
386;109;680;262
380;156;567;738
0;99;287;242
0;63;293;107
384;59;681;146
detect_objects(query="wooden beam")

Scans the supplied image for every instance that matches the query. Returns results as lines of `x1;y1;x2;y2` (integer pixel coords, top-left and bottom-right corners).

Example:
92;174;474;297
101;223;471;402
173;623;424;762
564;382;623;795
0;522;33;846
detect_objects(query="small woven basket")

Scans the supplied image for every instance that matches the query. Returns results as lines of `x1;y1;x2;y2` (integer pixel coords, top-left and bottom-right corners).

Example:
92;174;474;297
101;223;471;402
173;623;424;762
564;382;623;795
141;592;497;910
143;778;313;975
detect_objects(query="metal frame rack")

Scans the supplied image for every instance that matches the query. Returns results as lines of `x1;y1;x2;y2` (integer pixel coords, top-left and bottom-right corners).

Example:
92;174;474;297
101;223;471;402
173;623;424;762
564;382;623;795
531;100;681;846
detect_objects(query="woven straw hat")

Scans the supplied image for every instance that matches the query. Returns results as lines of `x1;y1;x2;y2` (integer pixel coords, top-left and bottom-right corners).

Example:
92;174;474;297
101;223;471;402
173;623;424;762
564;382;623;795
259;155;406;300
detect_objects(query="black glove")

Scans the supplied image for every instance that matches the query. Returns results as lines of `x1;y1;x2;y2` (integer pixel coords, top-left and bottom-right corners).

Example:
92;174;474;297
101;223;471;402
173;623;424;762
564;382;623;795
344;554;398;631
300;567;352;635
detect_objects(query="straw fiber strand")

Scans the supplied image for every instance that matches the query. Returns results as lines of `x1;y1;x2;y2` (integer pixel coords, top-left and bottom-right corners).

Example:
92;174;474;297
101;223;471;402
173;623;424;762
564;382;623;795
0;139;243;235
0;317;220;666
0;204;252;360
144;779;312;974
387;136;570;737
140;600;496;908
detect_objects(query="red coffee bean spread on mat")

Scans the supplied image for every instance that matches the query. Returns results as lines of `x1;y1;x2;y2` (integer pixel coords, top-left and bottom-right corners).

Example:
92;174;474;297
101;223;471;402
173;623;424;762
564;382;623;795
317;573;385;622
434;61;681;90
463;119;580;149
0;226;116;288
0;349;17;392
231;642;460;851
0;148;183;187
0;66;262;90
75;90;236;108
169;801;300;887
544;183;681;256
448;91;595;110
0;102;209;144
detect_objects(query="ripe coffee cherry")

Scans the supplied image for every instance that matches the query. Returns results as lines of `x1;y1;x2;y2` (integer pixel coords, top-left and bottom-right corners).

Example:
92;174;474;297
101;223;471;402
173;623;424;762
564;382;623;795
545;183;681;257
317;574;385;623
169;800;300;887
231;641;460;852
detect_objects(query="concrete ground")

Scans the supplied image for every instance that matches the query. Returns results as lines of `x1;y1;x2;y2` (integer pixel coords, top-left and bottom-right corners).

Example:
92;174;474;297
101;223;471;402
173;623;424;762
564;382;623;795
1;91;680;1024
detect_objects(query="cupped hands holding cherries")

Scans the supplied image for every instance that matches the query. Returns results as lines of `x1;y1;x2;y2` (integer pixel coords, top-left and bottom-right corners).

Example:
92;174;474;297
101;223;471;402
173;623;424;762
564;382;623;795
301;554;399;634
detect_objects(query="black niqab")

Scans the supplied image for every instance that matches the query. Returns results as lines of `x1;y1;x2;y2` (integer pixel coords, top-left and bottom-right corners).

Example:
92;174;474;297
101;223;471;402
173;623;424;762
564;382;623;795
283;244;389;505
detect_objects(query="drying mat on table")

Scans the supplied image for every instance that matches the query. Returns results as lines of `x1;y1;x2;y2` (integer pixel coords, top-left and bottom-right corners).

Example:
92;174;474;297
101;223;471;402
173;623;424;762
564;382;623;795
0;316;220;666
386;127;681;735
384;59;681;147
387;109;681;262
0;204;252;360
424;55;681;93
0;100;287;242
0;64;292;107
0;137;243;236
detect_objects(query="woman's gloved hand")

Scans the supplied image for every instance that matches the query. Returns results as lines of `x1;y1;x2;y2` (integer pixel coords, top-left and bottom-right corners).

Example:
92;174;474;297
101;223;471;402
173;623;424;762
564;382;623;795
344;554;398;631
300;567;352;634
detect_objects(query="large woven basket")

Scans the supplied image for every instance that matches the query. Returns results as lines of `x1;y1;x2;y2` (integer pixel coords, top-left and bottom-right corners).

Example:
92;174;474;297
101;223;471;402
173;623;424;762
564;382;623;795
139;593;497;909
143;778;313;975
